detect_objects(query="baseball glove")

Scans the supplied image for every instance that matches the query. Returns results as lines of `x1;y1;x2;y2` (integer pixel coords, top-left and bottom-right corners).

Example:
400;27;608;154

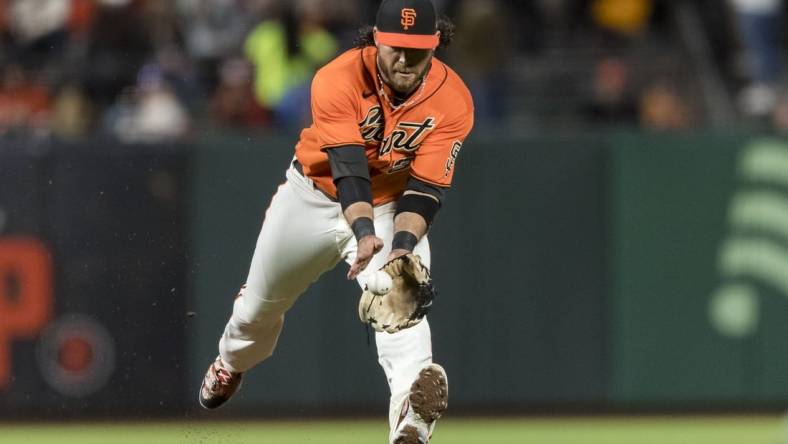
359;253;436;334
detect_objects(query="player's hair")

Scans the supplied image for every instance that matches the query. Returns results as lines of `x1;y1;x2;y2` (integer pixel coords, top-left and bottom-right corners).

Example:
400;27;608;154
354;15;456;50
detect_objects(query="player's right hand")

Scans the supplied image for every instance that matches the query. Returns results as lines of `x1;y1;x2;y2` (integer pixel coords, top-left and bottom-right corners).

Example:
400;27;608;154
348;235;384;280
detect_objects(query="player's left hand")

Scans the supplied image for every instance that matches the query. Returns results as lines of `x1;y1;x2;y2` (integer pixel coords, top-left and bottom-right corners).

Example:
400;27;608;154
348;234;384;280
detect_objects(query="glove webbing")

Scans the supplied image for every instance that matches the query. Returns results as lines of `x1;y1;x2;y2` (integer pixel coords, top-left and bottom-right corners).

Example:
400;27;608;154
410;282;435;320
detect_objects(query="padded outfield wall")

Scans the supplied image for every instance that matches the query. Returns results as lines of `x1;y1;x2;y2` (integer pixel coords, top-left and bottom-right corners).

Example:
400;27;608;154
0;131;785;418
187;131;608;415
610;133;788;405
0;139;189;418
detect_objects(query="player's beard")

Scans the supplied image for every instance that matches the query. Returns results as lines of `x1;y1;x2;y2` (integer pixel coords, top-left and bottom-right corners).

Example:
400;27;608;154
379;58;432;99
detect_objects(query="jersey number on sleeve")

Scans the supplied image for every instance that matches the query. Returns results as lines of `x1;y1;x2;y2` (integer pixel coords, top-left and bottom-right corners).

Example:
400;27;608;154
444;141;463;177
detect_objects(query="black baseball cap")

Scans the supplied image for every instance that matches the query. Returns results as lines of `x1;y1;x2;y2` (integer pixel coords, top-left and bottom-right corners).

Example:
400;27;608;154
375;0;439;49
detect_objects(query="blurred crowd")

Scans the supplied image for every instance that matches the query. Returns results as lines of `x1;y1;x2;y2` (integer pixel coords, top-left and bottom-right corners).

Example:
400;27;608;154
0;0;358;141
0;0;786;141
512;0;787;132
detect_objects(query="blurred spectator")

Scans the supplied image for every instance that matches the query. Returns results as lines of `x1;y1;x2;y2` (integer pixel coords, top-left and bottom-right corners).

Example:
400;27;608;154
155;44;203;112
51;83;93;138
176;0;251;91
0;63;52;132
210;57;269;128
583;56;639;126
638;79;694;131
590;0;654;37
311;0;360;49
730;0;783;117
84;1;153;109
5;0;70;64
67;0;97;37
772;94;788;133
107;64;190;143
141;1;181;47
450;0;509;126
245;0;337;127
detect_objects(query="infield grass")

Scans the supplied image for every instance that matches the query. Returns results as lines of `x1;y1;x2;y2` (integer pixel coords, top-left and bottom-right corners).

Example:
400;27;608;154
0;416;783;444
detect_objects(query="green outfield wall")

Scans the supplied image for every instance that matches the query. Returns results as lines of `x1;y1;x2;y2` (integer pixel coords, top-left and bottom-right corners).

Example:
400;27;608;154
610;134;788;404
1;131;786;418
188;131;609;414
188;130;788;412
0;141;189;418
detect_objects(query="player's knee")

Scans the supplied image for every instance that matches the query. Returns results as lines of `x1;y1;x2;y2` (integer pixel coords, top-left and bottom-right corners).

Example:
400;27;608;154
234;285;292;317
232;309;283;331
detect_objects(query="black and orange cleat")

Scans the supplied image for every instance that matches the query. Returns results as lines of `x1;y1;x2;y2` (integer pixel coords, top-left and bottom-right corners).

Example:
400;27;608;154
198;356;243;409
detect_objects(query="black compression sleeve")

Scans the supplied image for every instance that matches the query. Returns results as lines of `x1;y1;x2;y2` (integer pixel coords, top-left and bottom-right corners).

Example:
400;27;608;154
327;145;372;211
326;145;370;181
395;193;440;225
405;176;446;202
335;176;372;211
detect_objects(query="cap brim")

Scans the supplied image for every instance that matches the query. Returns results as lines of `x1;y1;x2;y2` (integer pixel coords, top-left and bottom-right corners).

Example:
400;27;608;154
376;31;439;49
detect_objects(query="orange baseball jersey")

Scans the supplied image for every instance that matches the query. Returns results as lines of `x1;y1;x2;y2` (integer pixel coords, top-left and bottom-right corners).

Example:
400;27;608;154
295;46;474;206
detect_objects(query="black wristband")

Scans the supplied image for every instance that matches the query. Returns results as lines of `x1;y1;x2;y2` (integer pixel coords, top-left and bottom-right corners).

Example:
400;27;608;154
351;217;375;240
392;231;418;252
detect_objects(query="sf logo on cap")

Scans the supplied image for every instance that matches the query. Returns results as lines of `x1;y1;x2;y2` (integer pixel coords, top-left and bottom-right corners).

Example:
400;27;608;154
401;8;417;30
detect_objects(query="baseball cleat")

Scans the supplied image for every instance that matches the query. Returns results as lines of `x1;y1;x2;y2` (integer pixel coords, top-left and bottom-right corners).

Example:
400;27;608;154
393;425;421;444
393;363;449;443
409;363;448;423
198;356;243;409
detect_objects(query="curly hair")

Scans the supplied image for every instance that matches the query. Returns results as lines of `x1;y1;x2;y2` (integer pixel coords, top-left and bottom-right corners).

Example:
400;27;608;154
354;15;456;50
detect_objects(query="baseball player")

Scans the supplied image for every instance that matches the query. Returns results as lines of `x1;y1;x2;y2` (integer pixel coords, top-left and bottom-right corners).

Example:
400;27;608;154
198;0;473;442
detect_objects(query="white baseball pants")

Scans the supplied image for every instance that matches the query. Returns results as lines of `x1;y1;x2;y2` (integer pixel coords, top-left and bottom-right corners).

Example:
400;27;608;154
218;162;433;438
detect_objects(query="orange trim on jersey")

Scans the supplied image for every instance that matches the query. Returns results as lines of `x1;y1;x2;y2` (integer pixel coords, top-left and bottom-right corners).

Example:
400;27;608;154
375;31;439;49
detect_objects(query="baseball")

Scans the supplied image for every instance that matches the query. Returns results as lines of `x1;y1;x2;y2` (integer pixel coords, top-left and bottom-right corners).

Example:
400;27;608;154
366;270;393;295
